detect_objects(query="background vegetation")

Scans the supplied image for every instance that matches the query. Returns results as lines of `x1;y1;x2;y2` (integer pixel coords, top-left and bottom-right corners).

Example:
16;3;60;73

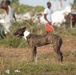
72;0;76;11
0;20;76;48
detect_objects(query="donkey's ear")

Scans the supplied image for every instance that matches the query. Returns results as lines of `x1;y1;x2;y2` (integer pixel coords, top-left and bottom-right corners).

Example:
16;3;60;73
23;27;26;30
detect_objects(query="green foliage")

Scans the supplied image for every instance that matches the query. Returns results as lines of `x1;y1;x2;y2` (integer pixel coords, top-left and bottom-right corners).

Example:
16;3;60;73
33;6;44;13
12;3;34;14
0;36;29;48
60;28;76;36
0;1;44;14
11;0;19;4
72;0;76;11
0;9;4;14
20;63;76;74
12;3;44;14
66;28;76;36
0;61;76;75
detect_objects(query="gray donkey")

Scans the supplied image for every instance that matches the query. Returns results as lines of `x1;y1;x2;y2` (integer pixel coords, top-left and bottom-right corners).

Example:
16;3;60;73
14;27;63;62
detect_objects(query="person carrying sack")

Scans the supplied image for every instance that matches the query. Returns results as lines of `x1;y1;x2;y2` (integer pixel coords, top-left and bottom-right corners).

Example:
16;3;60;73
44;2;54;33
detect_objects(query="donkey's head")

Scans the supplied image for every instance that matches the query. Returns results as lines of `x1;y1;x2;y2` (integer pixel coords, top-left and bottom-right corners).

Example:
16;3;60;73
13;27;26;37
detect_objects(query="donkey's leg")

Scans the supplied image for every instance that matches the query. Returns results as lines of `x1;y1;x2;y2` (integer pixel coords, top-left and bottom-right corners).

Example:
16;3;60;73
56;49;63;62
31;47;35;62
34;47;37;62
52;42;63;62
31;47;37;62
53;46;63;62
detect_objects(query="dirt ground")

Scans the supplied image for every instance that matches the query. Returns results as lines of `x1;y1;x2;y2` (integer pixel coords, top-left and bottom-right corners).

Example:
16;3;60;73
0;34;76;58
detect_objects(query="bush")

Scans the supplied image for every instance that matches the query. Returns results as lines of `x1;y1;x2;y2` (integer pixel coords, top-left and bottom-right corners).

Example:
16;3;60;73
0;21;76;48
0;21;46;48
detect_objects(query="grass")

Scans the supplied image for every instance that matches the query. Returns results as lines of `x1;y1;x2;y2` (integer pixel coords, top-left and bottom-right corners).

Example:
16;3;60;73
0;53;76;75
0;48;76;75
0;37;29;48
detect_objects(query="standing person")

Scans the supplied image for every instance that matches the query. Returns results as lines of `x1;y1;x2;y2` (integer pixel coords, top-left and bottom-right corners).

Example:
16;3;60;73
44;2;54;33
0;0;16;36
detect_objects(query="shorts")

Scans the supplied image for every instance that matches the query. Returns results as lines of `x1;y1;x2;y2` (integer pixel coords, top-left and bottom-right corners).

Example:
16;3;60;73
46;23;54;33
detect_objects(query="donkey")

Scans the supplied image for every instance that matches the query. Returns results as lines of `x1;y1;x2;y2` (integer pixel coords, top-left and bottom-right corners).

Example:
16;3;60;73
14;27;63;62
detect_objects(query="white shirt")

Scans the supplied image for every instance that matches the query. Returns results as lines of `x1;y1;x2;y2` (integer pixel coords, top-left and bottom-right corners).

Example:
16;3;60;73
4;5;14;24
44;8;52;23
3;5;14;34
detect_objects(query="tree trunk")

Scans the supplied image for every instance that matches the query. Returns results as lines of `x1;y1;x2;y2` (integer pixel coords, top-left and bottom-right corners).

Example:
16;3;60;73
59;0;62;10
54;0;56;11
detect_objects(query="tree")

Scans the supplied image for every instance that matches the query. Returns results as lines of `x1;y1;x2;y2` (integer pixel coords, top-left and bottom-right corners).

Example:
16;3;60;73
72;0;76;11
11;0;19;4
33;6;44;13
53;0;67;10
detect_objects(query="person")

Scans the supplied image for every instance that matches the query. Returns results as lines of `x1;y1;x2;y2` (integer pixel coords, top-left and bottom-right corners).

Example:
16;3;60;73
0;0;16;36
44;2;54;33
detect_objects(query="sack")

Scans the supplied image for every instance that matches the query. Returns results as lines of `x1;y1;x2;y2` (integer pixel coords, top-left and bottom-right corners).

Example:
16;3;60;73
46;23;54;32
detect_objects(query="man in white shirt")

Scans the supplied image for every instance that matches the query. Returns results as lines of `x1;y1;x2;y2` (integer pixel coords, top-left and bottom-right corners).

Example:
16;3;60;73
44;2;54;33
0;0;16;36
